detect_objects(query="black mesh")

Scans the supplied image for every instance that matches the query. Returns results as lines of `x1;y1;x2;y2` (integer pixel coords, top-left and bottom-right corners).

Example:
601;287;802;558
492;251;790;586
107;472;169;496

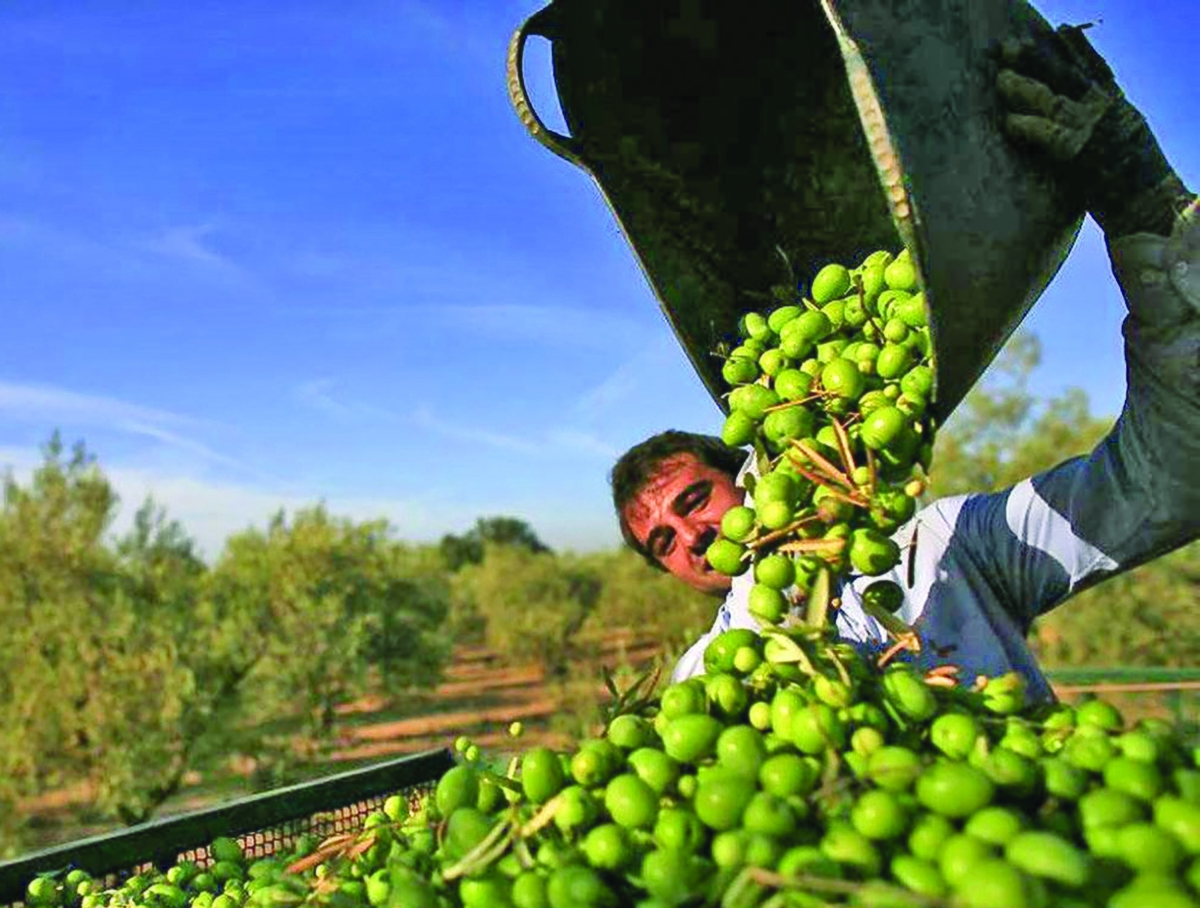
43;783;435;901
0;750;452;908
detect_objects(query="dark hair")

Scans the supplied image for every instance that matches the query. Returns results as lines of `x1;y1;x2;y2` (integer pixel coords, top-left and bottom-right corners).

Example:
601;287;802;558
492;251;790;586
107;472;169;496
610;430;745;569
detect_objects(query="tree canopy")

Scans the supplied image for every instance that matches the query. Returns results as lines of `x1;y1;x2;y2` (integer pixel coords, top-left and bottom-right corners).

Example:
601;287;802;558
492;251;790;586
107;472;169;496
0;436;452;852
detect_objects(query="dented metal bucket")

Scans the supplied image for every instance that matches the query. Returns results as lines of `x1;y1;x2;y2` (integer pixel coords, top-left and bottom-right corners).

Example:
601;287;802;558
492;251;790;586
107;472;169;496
507;0;1085;423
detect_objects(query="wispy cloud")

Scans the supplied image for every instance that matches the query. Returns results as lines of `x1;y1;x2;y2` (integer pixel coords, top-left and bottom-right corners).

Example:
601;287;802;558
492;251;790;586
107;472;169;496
435;303;645;352
0;215;154;279
0;215;259;296
137;224;235;271
545;429;619;460
413;404;541;454
571;338;681;420
0;380;274;480
117;419;255;470
0;380;208;430
411;405;621;463
294;378;396;421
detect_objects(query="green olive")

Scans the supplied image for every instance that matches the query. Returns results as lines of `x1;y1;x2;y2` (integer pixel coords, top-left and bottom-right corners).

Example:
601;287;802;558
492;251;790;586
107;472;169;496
812;263;852;303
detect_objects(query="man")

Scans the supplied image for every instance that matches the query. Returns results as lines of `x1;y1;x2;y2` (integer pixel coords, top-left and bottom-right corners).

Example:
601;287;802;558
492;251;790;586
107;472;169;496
612;430;747;596
611;28;1198;699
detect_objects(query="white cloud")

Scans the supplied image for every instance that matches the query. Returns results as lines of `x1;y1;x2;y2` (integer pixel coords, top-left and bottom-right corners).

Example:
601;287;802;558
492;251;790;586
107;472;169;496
0;445;40;473
573;360;642;421
99;468;454;558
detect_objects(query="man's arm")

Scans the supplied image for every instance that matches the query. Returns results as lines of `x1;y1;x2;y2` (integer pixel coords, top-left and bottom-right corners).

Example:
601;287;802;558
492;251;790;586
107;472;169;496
926;206;1198;630
939;27;1200;627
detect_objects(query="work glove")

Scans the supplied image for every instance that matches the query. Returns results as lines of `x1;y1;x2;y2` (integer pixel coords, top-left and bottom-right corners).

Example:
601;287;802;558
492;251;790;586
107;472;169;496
996;24;1193;239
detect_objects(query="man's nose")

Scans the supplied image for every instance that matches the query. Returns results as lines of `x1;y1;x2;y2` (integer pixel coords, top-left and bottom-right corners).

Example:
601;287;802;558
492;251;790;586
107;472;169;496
684;523;718;556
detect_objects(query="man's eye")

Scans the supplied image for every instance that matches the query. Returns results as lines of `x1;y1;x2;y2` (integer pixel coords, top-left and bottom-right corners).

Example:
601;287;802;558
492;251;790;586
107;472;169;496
678;482;712;515
649;528;675;558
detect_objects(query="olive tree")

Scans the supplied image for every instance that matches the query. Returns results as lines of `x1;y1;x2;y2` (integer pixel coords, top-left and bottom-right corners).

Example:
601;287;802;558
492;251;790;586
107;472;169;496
452;545;601;679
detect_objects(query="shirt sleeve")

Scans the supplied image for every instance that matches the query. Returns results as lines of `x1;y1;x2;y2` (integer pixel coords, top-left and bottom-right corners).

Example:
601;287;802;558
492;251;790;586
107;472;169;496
928;206;1200;631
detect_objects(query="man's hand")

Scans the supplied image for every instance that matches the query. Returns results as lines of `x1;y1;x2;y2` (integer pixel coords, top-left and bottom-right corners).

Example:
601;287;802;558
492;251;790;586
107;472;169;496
996;24;1192;239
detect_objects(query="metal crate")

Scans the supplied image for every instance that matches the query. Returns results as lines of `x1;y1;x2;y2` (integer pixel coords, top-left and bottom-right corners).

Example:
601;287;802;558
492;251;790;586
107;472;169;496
0;749;455;907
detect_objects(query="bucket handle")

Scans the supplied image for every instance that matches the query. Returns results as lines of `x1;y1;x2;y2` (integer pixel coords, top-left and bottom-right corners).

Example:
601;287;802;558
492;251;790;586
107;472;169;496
506;7;590;171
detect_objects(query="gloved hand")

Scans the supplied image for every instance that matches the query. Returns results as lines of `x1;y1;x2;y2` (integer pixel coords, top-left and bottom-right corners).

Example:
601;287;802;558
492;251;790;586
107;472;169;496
996;24;1193;239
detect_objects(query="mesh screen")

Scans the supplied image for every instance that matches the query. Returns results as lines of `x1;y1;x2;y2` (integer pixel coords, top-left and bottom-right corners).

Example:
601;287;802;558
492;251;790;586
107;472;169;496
3;783;435;908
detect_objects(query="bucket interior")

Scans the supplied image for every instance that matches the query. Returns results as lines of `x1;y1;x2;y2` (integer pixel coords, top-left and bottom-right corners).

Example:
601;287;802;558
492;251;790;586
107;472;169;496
529;0;1082;421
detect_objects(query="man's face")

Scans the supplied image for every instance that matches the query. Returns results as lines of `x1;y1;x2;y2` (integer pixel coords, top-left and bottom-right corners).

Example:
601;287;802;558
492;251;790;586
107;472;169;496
623;453;743;595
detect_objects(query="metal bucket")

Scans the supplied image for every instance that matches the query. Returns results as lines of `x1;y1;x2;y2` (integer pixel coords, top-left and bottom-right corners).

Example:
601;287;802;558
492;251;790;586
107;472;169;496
507;0;1085;423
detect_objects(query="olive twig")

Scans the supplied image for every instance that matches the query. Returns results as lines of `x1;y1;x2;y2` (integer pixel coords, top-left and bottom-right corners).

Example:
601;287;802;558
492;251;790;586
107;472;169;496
776;538;846;556
760;629;815;672
441;821;513;881
475;767;522;794
513;838;536;869
924;664;961;679
786;460;870;512
788;440;856;492
815;483;871;511
343;834;379;862
864;445;879;498
763;393;825;414
875;633;921;670
519;795;565;838
748;868;953;907
784;460;856;500
805;566;832;628
860;600;919;650
719;868;758;908
829;417;858;477
924;675;958;689
745;515;823;551
285;836;356;875
824;645;854;689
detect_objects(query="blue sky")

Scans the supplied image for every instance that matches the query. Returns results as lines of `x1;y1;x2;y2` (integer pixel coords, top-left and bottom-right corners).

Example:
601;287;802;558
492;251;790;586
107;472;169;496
1;1;1196;558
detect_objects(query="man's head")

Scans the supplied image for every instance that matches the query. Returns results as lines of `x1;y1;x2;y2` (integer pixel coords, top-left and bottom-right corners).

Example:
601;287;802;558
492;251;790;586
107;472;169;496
610;431;745;595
